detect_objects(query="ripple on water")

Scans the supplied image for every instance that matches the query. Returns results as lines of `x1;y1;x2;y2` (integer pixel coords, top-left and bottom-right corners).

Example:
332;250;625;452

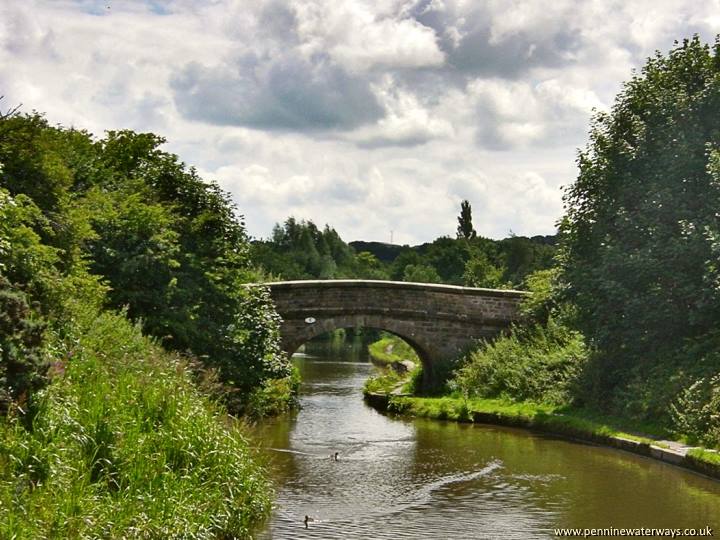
255;355;720;539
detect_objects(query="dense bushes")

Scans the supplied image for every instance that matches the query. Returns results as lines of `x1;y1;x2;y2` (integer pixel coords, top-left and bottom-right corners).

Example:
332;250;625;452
0;186;105;407
0;306;271;538
451;269;587;406
671;371;720;447
0;276;47;410
0;113;292;414
453;318;587;406
559;36;720;421
0;112;285;534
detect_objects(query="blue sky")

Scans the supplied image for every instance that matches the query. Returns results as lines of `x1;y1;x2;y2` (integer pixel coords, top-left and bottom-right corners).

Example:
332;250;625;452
1;0;718;243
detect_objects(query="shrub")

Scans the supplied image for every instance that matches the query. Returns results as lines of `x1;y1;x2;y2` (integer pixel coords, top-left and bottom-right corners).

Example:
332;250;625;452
671;372;720;448
453;318;587;406
0;276;47;410
245;364;301;418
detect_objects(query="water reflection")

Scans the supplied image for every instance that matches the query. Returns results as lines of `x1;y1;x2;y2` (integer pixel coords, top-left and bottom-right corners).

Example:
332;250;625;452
253;350;720;539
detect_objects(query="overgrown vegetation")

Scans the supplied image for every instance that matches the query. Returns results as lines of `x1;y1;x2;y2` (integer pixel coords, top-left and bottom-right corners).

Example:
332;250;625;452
453;317;587;406
252;216;556;287
450;266;586;406
364;364;422;396
437;36;720;450
364;369;405;395
0;110;288;535
0;275;47;410
0;112;293;415
364;332;423;394
365;334;422;395
367;334;420;366
558;36;720;443
0;306;271;539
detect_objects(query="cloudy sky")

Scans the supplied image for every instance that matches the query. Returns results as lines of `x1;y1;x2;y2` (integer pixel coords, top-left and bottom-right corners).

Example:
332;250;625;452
1;1;718;244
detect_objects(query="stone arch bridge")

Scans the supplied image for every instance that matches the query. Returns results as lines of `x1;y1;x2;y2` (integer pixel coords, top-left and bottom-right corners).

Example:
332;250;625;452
265;280;528;383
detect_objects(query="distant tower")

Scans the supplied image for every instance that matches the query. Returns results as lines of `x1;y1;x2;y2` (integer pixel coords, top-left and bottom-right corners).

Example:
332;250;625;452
390;230;394;244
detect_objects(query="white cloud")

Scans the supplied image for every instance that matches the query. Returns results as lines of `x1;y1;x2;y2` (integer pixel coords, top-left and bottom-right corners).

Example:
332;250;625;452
1;0;717;245
345;79;454;147
467;77;603;150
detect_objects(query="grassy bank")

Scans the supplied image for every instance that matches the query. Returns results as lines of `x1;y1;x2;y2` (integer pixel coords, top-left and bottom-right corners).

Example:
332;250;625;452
365;334;423;395
364;369;409;395
0;306;271;539
385;396;660;443
372;394;720;478
367;335;419;366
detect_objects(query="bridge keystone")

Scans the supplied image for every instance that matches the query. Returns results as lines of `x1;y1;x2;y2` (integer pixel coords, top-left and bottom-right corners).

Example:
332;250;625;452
262;280;528;386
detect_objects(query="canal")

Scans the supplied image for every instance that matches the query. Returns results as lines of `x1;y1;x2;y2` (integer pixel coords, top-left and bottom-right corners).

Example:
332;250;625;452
253;349;720;539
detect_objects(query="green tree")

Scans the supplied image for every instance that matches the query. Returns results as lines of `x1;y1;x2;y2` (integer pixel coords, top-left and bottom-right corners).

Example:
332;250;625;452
403;263;441;283
463;251;503;288
0;116;291;413
423;237;470;283
318;254;338;279
456;199;477;240
253;219;362;279
355;251;386;279
390;249;422;280
297;227;321;275
559;36;720;414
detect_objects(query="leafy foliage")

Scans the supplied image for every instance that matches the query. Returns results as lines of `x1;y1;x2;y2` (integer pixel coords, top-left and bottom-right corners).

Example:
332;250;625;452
251;218;359;279
0;276;46;410
670;371;720;447
453;318;587;406
402;263;441;283
0;306;271;538
222;285;292;397
0;114;291;414
253;216;555;287
453;271;587;406
463;250;504;288
559;36;720;420
0;112;280;535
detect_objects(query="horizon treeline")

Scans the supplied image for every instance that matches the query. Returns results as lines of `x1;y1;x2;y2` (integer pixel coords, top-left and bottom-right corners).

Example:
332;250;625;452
251;217;556;288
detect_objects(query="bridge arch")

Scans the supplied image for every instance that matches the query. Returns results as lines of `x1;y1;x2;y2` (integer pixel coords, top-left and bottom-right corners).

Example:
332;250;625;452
265;280;528;385
282;314;433;367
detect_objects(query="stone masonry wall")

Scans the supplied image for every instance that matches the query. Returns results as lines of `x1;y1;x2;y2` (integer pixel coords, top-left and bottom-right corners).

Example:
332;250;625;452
265;280;528;380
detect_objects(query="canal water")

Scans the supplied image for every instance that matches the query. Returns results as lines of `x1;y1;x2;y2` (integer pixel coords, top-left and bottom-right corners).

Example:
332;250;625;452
253;350;720;539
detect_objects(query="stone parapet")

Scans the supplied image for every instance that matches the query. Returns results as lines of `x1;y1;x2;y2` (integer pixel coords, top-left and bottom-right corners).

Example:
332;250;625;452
260;280;528;385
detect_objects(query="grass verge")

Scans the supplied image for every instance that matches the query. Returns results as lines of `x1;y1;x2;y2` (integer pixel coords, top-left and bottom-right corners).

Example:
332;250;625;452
373;395;720;479
363;365;422;396
687;449;720;466
387;396;656;443
364;369;405;394
367;335;419;366
0;307;271;539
